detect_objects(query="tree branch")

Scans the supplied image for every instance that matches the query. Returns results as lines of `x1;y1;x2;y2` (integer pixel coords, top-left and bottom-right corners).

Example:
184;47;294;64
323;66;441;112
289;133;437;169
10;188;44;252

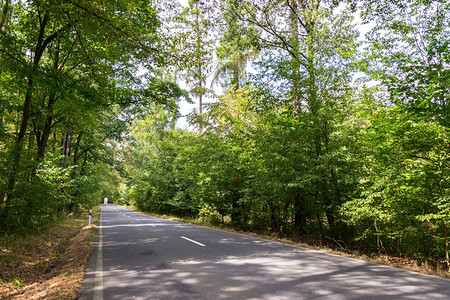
65;0;159;55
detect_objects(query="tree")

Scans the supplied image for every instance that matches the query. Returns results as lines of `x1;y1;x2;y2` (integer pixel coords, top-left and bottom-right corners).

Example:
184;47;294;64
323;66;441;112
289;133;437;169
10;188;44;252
177;0;214;117
0;0;165;232
0;0;9;30
123;105;200;217
340;0;450;269
362;0;450;126
211;2;260;90
341;101;450;267
222;0;359;238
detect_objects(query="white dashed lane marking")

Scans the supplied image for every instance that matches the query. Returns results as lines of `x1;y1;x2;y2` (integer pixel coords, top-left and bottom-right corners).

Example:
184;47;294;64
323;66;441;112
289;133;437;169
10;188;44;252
181;236;206;247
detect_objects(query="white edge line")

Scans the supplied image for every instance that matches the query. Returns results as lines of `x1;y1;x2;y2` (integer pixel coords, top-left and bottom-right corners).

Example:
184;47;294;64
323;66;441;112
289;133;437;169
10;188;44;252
93;207;104;300
181;236;206;247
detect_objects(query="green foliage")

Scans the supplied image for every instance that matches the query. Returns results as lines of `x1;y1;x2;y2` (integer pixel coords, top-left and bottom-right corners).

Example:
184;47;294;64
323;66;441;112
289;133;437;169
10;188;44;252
120;0;449;269
175;0;215;110
0;0;178;234
341;105;449;259
1;0;448;270
123;109;200;217
362;0;450;125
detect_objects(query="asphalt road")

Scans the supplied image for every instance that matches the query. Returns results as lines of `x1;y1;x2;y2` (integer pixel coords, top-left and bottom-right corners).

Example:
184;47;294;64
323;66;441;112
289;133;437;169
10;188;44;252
79;204;450;299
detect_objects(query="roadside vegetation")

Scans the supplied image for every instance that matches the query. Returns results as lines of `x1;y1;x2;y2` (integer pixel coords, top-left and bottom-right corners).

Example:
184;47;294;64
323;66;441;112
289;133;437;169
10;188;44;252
1;0;449;289
117;0;449;275
0;206;100;299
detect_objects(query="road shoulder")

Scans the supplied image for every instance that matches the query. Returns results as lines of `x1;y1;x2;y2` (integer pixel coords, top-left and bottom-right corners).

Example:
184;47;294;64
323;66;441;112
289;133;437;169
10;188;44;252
0;206;100;299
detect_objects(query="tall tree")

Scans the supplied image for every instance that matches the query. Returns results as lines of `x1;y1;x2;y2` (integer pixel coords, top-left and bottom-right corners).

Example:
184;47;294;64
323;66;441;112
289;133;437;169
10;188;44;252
212;2;260;90
0;0;163;231
341;0;450;269
178;0;214;117
223;0;359;236
362;0;450;125
0;0;10;128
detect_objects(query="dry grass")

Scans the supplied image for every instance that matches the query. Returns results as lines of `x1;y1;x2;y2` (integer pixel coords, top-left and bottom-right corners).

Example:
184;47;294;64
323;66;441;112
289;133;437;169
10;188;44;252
0;206;101;300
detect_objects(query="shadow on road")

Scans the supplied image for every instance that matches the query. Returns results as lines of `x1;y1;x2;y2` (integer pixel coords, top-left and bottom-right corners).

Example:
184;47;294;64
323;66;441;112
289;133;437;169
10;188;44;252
81;206;450;300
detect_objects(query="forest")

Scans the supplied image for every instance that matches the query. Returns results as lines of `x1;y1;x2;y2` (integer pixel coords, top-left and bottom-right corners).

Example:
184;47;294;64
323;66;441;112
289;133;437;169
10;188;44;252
0;0;449;271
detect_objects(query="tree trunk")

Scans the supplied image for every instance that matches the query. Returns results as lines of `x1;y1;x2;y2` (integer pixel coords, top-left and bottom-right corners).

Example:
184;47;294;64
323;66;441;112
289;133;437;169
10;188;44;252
233;67;239;91
36;93;57;160
374;218;384;253
317;213;324;241
73;132;83;165
37;114;53;160
36;40;61;160
80;151;88;175
0;0;9;30
0;0;10;128
293;192;307;233
445;222;449;271
65;132;71;158
27;125;34;167
269;201;279;232
52;132;56;153
289;0;301;116
61;131;72;167
199;66;203;115
2;79;34;224
1;11;50;226
195;2;204;133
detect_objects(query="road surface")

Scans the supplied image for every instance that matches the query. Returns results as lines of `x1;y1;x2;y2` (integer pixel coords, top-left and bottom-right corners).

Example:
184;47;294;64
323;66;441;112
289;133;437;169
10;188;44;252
79;204;450;299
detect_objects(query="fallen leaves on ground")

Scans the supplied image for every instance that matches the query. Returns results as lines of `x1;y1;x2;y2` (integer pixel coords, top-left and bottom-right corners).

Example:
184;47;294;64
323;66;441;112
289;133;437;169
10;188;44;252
0;207;100;299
